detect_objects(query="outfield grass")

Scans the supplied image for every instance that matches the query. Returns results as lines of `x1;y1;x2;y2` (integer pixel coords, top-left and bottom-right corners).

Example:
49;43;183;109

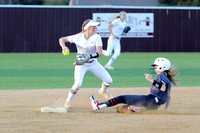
0;52;200;90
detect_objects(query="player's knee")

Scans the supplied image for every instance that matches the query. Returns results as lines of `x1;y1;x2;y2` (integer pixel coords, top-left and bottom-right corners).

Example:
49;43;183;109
107;51;113;56
109;78;113;84
102;81;111;89
112;54;120;61
117;52;120;56
104;51;112;56
105;78;113;85
114;53;120;58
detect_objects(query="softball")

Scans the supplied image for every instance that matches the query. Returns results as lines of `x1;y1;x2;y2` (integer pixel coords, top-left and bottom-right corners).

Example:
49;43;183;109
62;49;69;56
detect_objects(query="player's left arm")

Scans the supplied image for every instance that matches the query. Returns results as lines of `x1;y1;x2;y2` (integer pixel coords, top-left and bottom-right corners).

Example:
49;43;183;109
154;80;166;92
89;46;102;59
89;35;103;59
96;46;102;57
160;82;166;92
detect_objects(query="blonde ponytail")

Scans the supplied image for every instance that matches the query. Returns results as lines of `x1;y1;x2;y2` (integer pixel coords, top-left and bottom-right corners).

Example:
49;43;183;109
81;19;91;33
108;15;120;24
108;11;127;24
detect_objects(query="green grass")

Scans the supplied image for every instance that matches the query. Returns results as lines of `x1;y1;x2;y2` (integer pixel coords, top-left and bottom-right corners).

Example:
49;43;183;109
0;52;200;90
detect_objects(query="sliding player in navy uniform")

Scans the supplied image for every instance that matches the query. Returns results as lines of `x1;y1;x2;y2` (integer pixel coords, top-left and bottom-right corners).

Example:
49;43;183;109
90;57;178;112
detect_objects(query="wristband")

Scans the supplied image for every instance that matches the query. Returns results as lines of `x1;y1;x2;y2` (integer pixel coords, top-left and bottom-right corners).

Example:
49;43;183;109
153;80;162;89
90;52;99;58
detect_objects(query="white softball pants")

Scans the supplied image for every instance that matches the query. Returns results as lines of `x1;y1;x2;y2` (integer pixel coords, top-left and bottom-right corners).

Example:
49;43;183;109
103;35;121;65
72;59;113;91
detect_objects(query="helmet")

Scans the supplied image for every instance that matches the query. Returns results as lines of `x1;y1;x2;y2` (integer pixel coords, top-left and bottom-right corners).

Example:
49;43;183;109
151;57;171;72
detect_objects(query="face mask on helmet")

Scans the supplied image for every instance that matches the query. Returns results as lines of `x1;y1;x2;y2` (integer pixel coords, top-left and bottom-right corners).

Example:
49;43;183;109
149;67;156;74
151;57;171;72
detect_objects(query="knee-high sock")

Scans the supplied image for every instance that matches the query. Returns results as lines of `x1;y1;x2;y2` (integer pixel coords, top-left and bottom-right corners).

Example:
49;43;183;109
100;98;118;107
106;56;117;66
66;89;77;103
100;82;110;92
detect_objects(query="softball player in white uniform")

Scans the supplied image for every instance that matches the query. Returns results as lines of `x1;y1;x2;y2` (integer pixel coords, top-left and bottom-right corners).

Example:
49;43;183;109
59;19;114;109
103;11;127;70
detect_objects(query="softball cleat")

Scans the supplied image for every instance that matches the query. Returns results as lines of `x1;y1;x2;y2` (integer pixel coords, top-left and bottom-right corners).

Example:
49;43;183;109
64;101;72;109
90;95;99;111
104;65;115;70
98;89;114;100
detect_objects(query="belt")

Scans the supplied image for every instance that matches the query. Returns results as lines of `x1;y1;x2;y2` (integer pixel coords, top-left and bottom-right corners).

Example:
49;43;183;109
154;97;161;108
155;97;159;103
116;37;120;40
87;60;94;63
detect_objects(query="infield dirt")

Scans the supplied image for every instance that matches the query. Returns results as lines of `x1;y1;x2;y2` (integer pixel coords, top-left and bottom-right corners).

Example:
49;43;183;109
0;87;200;133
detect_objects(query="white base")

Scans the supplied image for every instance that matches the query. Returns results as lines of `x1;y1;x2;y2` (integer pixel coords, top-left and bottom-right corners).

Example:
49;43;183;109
41;107;68;113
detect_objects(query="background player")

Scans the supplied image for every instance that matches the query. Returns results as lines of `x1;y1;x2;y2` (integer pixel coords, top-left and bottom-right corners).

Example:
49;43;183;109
90;57;179;112
59;19;114;109
103;11;127;70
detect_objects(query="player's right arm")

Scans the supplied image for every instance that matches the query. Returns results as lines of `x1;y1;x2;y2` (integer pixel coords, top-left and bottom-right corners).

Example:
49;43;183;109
144;74;166;92
59;36;69;51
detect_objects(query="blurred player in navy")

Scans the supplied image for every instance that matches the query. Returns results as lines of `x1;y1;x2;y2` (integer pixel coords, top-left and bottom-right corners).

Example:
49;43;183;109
90;57;178;112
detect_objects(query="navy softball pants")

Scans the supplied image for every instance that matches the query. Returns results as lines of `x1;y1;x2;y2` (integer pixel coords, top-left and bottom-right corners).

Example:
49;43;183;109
103;94;160;110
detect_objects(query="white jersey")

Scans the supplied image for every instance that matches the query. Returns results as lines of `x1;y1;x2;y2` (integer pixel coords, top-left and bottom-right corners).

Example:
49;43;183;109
68;33;102;54
111;18;126;38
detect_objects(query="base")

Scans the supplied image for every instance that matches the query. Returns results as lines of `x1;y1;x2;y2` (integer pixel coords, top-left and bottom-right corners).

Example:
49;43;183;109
41;107;68;113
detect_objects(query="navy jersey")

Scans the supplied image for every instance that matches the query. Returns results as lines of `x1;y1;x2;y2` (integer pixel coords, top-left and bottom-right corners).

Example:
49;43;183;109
150;73;171;104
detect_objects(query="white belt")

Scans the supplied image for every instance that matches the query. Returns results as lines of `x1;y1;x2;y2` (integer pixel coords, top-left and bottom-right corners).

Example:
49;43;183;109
87;60;94;63
155;97;159;103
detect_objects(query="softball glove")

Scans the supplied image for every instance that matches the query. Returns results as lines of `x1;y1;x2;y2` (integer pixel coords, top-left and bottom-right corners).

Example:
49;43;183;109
122;26;131;35
74;53;90;65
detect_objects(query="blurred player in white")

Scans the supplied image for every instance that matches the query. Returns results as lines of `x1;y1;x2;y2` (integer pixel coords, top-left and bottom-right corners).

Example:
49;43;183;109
103;11;127;70
59;19;114;109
